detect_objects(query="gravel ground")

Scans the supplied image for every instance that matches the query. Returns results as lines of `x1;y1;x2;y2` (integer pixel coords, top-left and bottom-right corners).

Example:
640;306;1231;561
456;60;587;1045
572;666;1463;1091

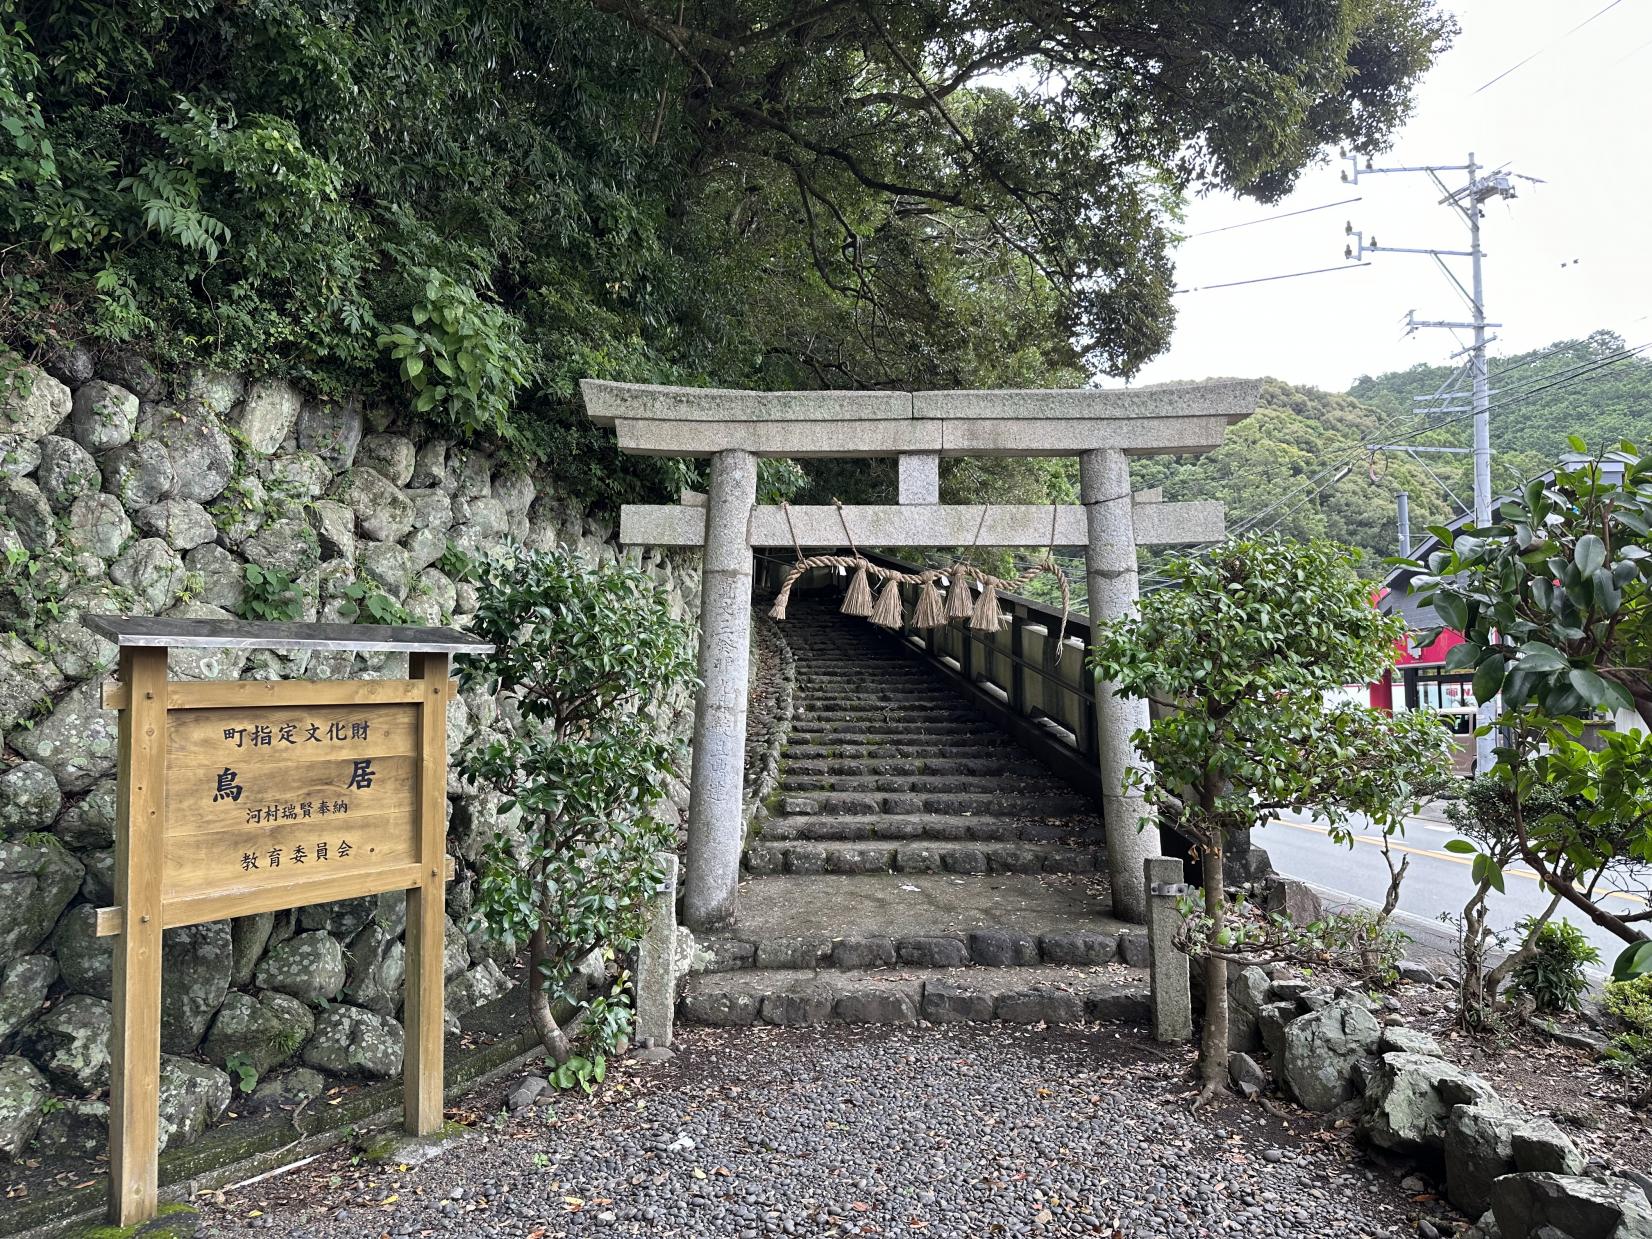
199;1023;1433;1239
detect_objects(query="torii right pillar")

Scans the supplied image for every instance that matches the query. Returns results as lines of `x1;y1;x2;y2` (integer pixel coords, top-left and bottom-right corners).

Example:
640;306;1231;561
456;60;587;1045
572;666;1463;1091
1081;448;1154;923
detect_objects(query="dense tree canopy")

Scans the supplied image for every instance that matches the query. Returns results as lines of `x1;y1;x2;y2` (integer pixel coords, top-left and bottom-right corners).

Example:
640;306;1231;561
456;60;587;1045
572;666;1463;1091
3;1;1450;506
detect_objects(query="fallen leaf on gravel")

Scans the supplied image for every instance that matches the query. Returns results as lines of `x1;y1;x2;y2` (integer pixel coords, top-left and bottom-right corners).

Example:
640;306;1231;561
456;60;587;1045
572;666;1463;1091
851;1201;871;1212
380;1194;398;1206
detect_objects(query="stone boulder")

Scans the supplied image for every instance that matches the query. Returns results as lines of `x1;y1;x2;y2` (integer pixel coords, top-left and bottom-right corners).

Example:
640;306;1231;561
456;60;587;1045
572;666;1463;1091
1490;1173;1652;1239
302;1005;404;1078
18;993;112;1090
1511;1121;1585;1175
51;904;112;997
230;912;275;988
335;467;413;543
0;363;69;439
0;476;53;550
65;491;132;560
31;1098;106;1158
136;498;217;550
35;435;100;511
297;397;362;469
157;1056;232;1151
101;437;174;507
236;379;302;454
1280;998;1380;1111
1379;1024;1444;1057
445;959;511;1023
1264;876;1324;926
256;931;347;1003
0;634;62;732
203;991;315;1078
1446;1103;1522;1217
0;762;61;834
342;923;405;1017
0;955;57;1041
0;1056;48;1159
250;1066;325;1113
141;403;235;503
161;920;234;1053
186;369;244;417
1362;1052;1502;1155
0;836;84;965
69;379;138;452
12;679;119;792
111;537;187;611
0;434;40;479
356;434;416;486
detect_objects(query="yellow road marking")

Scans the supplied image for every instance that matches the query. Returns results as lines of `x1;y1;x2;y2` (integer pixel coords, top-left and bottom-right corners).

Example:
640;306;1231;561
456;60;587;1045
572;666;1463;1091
1267;818;1648;908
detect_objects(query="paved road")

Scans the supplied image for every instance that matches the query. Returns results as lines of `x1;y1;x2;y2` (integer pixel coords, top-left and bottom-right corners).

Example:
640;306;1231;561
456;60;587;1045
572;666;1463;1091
1262;805;1649;968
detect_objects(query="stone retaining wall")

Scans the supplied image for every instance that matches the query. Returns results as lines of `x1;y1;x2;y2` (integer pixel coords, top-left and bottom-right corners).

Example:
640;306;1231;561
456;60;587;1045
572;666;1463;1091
0;350;700;1164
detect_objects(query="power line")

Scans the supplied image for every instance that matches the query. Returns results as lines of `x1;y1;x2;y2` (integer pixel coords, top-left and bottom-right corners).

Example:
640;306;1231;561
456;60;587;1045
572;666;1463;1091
1173;261;1369;294
1187;196;1363;238
1472;0;1629;94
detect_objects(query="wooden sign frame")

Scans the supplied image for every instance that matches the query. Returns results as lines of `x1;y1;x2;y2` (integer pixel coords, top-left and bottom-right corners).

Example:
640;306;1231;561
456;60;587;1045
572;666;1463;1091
84;617;492;1227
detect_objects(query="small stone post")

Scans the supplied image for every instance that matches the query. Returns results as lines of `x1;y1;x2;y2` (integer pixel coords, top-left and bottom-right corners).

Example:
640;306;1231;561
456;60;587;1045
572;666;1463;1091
1082;447;1154;923
1145;855;1192;1043
634;851;680;1050
683;448;758;930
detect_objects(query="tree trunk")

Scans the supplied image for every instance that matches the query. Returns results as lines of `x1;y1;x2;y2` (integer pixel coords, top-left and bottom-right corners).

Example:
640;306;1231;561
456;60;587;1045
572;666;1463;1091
529;923;573;1064
1195;835;1229;1109
1458;881;1493;1028
1484;889;1564;1007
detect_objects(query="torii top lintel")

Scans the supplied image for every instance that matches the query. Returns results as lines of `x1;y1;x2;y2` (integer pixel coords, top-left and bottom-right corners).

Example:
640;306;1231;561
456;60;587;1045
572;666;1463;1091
580;378;1260;459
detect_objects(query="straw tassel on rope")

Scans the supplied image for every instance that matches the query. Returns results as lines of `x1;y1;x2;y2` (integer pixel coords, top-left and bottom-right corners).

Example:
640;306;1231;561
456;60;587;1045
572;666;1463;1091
946;568;976;621
912;572;947;628
840;561;874;616
970;576;1004;633
870;575;905;628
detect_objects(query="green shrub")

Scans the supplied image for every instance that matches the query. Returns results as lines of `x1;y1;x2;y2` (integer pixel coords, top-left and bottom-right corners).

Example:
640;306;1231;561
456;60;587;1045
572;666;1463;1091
459;547;694;1065
1510;917;1601;1014
1605;973;1652;1067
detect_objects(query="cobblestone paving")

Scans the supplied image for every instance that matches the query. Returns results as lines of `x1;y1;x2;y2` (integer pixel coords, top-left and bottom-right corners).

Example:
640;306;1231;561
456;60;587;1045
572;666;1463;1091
201;1023;1427;1238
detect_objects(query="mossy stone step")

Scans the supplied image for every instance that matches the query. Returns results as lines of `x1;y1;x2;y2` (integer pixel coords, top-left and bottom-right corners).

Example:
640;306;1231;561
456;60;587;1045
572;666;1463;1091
680;964;1150;1027
759;814;1096;843
780;774;1066;796
745;837;1102;878
779;791;1091;817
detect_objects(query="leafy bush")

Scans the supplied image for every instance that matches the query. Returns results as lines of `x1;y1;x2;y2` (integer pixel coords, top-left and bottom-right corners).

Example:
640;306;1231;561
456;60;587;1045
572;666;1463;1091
1604;974;1652;1067
459;547;695;1064
240;563;301;622
1509;917;1601;1014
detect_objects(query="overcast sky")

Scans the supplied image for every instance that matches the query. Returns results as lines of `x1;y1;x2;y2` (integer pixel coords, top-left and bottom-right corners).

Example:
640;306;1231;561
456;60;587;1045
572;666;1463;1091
1122;0;1652;393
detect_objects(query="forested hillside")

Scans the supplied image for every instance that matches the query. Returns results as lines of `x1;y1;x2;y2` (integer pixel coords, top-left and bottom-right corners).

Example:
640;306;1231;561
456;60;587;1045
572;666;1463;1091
1133;331;1652;575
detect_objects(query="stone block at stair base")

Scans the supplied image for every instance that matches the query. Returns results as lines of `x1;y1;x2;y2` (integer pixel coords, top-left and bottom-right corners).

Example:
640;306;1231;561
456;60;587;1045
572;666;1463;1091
834;985;919;1024
969;929;1041;967
762;982;836;1026
897;936;969;967
922;980;996;1023
1039;931;1118;965
997;987;1084;1025
681;989;760;1027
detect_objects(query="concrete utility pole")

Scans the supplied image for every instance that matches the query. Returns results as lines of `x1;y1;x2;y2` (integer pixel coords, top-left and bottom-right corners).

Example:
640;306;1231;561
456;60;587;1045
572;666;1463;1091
1344;151;1528;774
1395;490;1411;558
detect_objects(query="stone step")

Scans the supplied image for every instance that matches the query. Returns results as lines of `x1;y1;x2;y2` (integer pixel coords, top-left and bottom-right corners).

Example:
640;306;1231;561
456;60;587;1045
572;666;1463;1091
789;720;997;736
693;872;1138;973
760;814;1099;843
780;774;1064;796
778;790;1091;817
745;837;1102;877
679;964;1150;1027
789;707;977;726
782;758;1029;778
785;737;1018;757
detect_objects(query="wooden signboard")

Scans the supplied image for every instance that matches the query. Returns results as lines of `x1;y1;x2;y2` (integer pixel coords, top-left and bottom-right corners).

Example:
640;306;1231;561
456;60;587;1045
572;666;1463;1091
84;617;493;1227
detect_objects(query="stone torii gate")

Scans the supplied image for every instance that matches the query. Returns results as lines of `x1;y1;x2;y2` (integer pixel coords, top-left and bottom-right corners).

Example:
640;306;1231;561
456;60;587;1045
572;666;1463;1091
582;379;1259;932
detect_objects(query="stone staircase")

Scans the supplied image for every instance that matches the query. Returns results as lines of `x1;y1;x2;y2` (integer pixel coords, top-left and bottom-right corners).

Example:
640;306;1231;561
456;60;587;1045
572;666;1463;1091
681;596;1150;1028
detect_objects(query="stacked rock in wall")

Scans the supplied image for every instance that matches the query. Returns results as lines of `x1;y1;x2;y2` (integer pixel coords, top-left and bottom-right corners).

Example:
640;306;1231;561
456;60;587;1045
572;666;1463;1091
0;350;699;1162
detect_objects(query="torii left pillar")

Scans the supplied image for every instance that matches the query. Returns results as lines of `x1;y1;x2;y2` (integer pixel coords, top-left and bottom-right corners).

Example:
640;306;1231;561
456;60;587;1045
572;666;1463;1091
683;448;758;929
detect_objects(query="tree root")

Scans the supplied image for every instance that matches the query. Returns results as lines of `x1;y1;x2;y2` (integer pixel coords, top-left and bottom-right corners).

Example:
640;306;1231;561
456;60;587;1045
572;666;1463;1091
1190;1078;1228;1113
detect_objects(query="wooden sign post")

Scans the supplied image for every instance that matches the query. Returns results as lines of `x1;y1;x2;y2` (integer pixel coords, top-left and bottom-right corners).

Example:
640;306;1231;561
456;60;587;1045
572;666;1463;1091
84;617;493;1227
